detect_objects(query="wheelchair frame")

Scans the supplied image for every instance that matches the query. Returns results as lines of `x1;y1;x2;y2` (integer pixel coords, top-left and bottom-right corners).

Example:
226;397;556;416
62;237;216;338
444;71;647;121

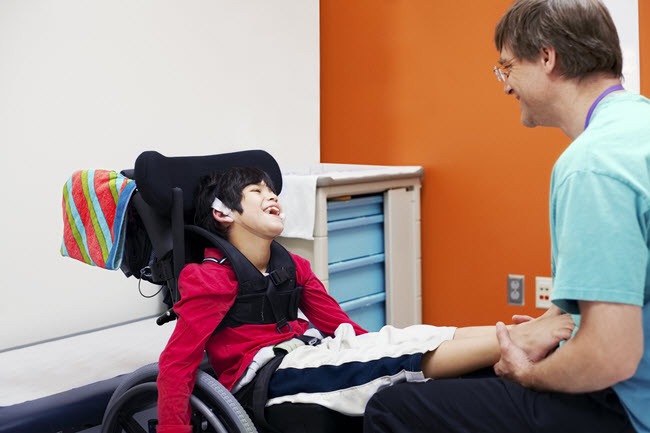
100;150;362;433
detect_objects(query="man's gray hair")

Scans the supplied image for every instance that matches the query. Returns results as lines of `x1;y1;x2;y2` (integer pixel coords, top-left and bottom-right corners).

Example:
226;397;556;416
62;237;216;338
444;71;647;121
495;0;622;79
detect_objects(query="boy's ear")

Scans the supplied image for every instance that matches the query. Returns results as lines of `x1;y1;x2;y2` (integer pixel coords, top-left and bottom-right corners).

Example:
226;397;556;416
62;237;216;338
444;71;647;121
213;208;234;225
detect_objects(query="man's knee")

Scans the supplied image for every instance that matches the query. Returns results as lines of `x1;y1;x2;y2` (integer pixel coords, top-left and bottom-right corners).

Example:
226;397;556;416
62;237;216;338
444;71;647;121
364;379;517;433
364;383;438;433
364;387;403;433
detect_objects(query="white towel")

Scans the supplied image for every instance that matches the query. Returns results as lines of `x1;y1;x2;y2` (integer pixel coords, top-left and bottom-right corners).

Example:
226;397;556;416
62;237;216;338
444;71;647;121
279;174;318;240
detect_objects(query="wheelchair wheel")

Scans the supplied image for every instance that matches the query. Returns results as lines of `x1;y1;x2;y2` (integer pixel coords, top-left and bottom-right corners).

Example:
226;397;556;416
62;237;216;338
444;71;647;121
101;363;257;433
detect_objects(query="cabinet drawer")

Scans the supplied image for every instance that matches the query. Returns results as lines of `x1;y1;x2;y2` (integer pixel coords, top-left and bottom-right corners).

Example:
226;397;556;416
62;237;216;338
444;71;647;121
328;254;385;303
327;195;383;222
327;215;384;263
340;293;386;332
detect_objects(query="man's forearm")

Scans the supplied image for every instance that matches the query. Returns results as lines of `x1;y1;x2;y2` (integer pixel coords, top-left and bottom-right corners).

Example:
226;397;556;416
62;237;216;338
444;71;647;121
520;335;618;393
499;302;642;393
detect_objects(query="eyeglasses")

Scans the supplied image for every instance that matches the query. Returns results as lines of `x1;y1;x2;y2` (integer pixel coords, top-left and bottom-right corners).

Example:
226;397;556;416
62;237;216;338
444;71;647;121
493;65;511;83
494;57;515;83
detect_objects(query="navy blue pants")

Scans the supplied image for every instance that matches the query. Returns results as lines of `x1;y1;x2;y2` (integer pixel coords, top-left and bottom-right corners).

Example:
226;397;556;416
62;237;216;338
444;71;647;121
363;369;635;433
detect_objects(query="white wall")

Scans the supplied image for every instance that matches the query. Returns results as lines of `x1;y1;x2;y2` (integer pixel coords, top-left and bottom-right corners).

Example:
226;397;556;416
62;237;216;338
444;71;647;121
0;0;319;350
0;0;640;352
603;0;640;93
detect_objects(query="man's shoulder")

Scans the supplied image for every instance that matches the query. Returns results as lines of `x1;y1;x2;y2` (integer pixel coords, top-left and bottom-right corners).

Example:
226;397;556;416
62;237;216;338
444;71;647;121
593;92;650;132
554;96;650;190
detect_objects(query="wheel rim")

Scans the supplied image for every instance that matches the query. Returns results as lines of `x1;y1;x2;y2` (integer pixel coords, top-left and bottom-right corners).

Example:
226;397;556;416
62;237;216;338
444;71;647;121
101;374;255;433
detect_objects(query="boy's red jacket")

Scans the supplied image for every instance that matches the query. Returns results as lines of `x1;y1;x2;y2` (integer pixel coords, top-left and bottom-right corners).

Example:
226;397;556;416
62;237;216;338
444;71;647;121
156;247;366;432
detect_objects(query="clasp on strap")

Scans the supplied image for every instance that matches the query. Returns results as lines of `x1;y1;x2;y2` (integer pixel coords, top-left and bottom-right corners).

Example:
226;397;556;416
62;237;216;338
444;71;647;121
276;319;293;334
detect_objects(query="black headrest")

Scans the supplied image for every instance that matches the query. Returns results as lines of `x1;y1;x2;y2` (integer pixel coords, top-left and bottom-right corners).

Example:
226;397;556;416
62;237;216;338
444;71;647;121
132;150;283;216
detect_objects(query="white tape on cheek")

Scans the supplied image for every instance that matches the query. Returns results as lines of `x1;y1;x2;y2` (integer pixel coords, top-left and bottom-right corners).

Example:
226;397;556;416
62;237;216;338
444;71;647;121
211;197;232;216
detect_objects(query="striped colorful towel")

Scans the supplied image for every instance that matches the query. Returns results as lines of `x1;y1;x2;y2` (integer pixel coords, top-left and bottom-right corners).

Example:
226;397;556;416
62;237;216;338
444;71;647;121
61;169;137;270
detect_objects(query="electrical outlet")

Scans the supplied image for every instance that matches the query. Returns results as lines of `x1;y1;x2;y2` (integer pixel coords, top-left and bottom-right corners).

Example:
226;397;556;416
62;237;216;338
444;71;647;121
507;274;525;306
535;276;553;309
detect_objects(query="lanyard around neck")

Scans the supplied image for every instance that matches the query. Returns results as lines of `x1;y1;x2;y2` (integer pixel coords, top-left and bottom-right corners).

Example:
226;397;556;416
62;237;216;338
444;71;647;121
584;84;624;130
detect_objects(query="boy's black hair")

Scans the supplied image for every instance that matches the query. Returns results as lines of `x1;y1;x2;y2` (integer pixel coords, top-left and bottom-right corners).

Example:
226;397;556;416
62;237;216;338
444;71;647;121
194;166;277;238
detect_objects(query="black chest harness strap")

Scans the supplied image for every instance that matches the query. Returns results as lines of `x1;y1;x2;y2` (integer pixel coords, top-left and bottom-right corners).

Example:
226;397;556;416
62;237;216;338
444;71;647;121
184;226;303;335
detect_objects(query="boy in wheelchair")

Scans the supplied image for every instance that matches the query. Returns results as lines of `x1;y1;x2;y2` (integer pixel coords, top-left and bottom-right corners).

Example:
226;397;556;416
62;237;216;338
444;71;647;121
156;165;574;433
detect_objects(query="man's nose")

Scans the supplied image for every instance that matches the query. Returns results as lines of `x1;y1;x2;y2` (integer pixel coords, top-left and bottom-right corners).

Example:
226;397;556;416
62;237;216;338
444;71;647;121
503;81;514;95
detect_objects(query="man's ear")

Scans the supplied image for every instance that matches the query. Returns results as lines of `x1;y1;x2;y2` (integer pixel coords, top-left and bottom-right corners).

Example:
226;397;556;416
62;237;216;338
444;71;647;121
540;46;557;74
213;208;234;225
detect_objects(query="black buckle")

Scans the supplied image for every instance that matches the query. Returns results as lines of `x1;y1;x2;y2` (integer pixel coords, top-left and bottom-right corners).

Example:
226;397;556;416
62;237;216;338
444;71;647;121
294;334;321;346
276;319;292;334
269;269;290;286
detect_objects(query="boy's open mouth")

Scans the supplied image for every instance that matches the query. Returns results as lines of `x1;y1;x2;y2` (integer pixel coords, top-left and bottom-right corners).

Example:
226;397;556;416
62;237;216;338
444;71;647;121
264;205;281;216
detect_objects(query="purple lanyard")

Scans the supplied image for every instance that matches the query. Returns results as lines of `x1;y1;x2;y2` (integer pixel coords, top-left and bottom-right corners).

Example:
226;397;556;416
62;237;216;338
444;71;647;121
584;84;624;130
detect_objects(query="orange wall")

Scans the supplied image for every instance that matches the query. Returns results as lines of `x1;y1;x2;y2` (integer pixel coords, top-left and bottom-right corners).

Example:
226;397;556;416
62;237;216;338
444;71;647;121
320;1;648;327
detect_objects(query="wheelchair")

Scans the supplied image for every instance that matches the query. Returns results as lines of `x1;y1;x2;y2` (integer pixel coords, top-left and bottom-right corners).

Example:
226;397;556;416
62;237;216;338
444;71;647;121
100;150;363;433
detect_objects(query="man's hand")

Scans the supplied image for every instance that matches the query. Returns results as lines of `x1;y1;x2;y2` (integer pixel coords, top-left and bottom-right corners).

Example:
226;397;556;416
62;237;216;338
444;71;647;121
494;322;535;386
496;302;642;393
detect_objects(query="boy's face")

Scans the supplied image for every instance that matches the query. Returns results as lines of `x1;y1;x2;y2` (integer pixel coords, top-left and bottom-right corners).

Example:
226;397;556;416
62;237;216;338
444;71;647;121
231;181;284;240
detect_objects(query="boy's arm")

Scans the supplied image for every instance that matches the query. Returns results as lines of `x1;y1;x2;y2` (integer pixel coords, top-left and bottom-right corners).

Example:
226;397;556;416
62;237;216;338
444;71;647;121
157;263;238;432
292;254;367;335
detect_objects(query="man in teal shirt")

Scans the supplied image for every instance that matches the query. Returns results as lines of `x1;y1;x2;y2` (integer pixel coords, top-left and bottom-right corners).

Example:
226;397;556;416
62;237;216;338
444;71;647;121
365;1;648;432
542;89;650;431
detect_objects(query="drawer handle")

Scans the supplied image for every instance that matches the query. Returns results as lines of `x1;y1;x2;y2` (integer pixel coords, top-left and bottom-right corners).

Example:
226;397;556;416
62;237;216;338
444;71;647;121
327;195;383;210
339;292;386;312
327;214;384;231
329;254;385;273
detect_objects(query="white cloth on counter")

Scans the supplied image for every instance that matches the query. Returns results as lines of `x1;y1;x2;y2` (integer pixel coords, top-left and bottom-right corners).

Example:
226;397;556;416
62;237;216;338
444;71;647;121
279;174;319;240
314;163;423;182
279;163;423;240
